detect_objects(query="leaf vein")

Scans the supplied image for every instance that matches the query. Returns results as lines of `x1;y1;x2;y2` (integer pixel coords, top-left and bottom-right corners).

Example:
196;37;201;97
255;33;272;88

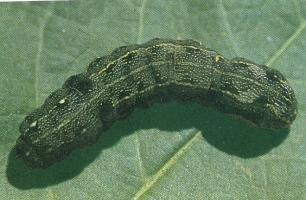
266;21;306;67
132;131;201;200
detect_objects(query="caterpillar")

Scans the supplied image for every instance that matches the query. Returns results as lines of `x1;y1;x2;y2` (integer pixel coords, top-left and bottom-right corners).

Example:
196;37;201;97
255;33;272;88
16;38;297;168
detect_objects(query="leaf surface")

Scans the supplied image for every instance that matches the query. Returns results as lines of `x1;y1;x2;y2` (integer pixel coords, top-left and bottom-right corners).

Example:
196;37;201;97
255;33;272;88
1;1;305;199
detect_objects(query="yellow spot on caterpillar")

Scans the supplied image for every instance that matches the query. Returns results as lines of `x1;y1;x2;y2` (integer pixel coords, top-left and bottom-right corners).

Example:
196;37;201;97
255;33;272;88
30;121;37;128
59;98;67;104
215;55;220;62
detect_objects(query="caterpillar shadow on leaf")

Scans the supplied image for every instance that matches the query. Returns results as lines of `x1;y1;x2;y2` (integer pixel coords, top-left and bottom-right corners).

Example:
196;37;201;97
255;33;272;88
7;101;289;189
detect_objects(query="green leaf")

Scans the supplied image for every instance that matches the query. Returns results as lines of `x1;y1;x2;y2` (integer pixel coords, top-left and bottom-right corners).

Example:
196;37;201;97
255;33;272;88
1;1;305;199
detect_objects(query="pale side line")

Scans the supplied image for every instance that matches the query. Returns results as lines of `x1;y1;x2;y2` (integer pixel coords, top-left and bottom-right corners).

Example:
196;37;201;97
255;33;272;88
132;131;202;200
34;5;53;107
218;0;239;56
137;0;147;43
266;21;306;67
135;133;147;184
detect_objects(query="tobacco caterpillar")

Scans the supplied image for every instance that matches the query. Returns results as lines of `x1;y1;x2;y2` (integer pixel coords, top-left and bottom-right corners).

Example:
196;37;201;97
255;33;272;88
16;38;297;168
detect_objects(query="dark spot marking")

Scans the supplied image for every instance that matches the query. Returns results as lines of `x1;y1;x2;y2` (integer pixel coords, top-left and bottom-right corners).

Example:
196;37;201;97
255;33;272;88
63;74;93;94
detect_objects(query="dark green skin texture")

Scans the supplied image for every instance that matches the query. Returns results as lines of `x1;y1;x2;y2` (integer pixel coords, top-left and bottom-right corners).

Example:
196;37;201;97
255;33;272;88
16;38;297;168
